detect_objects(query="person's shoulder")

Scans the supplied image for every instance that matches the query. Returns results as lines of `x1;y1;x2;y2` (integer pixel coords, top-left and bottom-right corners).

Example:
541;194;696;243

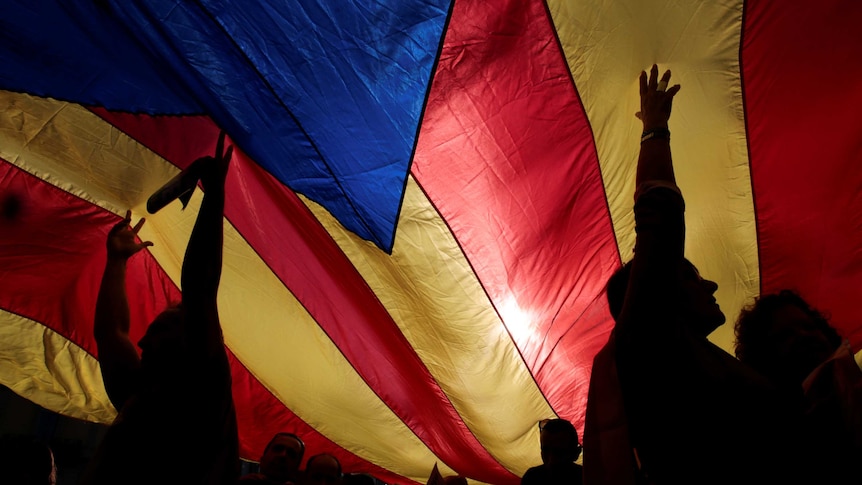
570;462;585;484
635;180;682;200
633;181;685;223
520;465;546;484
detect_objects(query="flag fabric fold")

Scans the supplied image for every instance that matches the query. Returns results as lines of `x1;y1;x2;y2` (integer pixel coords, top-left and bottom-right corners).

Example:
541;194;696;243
1;1;861;483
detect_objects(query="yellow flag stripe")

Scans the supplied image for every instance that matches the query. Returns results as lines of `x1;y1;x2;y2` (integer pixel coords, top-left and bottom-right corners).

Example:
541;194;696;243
0;310;116;423
548;0;758;351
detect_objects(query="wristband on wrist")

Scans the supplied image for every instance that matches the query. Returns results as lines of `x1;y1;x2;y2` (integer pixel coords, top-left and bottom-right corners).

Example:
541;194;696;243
641;127;670;143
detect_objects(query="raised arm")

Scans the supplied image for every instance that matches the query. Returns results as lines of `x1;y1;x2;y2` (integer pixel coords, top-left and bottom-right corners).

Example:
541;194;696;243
635;64;681;188
618;65;684;335
181;132;233;358
94;211;153;409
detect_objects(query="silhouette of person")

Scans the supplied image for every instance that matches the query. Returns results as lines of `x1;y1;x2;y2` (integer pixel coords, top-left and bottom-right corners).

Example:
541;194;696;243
735;290;862;483
584;258;730;485
341;473;375;485
304;453;342;485
442;477;468;485
584;262;645;485
241;432;305;484
0;435;56;485
735;290;844;389
80;133;239;484
521;418;583;485
600;65;796;485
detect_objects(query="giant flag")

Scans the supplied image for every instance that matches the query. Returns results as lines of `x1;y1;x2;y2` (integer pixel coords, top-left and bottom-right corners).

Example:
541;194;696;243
1;1;861;483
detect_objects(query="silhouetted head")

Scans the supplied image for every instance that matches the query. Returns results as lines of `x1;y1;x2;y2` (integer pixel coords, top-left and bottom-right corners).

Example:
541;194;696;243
606;259;724;336
678;260;724;333
138;304;185;373
260;433;305;482
305;453;342;485
342;473;375;485
539;418;581;466
735;290;842;386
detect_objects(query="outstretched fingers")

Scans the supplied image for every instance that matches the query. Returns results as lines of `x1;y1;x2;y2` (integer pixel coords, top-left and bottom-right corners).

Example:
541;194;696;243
639;70;648;97
197;130;234;191
637;64;682;127
127;213;154;248
110;210;132;235
648;64;659;91
659;71;680;98
644;66;682;98
215;130;234;164
131;217;146;234
660;69;671;84
643;66;678;95
106;210;154;256
215;130;226;160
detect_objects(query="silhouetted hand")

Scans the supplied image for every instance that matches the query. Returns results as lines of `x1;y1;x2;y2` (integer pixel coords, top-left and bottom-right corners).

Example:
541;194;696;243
198;130;234;191
636;64;681;131
106;210;153;261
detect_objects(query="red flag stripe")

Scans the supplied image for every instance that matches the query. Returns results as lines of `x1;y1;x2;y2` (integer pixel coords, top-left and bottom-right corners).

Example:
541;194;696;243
742;0;862;346
0;160;177;354
413;0;619;426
